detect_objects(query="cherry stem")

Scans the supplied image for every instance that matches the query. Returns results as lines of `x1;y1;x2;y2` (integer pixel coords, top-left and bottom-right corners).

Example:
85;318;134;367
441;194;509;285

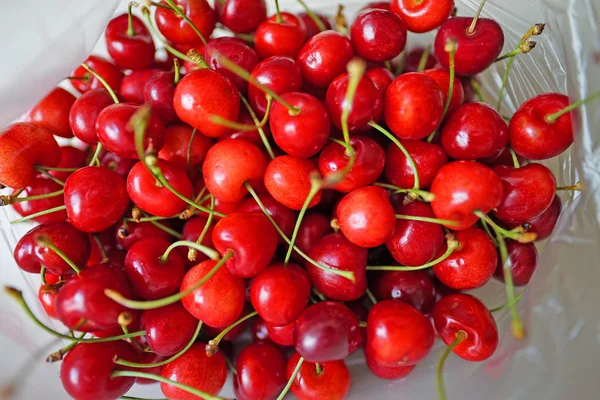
207;311;258;355
366;288;378;305
148;0;171;9
116;321;203;368
9;205;67;224
341;58;366;148
80;63;119;103
556;181;582;191
416;45;432;72
186;127;197;177
33;235;80;274
111;371;224;400
209;116;264;131
315;362;323;375
173;58;181;84
88;143;103;167
471;78;485;102
545;90;600;122
126;2;138;37
121;324;146;353
104;250;234;310
436;330;468;400
163;0;207;45
123;215;172;223
368;121;421;190
276;356;304;400
35;166;79;172
92;234;110;263
149;219;183;239
509;147;521;168
142;6;192;62
373;182;435;201
240;94;276;160
334;5;348;35
490;292;523;313
0;189;63;206
215;52;300;115
274;0;284;23
160;240;221;263
359;321;367;328
395;50;406;76
294;0;326;31
427;40;456;143
40;266;47;285
46;333;85;362
121;397;169;400
186;49;210;69
467;0;488;34
189;196;215;262
244;182;355;282
325;138;357;186
33;167;63;186
395;214;459;227
233;32;255;43
383;60;393;72
4;287;146;342
473;211;537;243
479;218;498;247
284;179;321;266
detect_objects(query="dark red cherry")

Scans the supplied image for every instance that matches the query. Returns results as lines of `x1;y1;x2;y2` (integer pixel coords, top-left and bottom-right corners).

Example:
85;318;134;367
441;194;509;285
495;240;538;286
60;341;138;400
287;352;351;400
433;293;498;361
157;124;213;172
297;31;353;88
294;301;361;362
238;192;297;241
402;46;437;72
370;269;436;314
509;93;573;160
384;140;447;190
70;55;123;94
300;12;332;38
26;87;76;138
204;37;259;93
492;163;557;224
365;350;415;380
366;299;434;366
512;195;561;241
362;1;391;11
120;68;161;104
435;17;504;76
142;302;199;356
307;233;368;301
390;0;454;33
351;9;407;62
326;74;383;132
105;13;155;70
255;12;307;59
424;67;465;115
11;177;67;224
264;155;322;210
181;215;215;264
365;67;395;97
430;161;503;230
69;89;114;144
216;0;267;33
14;234;42;274
235;343;287;400
154;0;216;47
292;211;332;262
251;317;272;344
100;149;137;178
266;321;295;346
143;70;178;124
48;146;87;182
249;56;303;117
217;106;271;145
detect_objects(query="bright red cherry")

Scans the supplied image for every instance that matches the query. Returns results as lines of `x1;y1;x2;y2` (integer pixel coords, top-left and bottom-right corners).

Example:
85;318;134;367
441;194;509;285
433;293;498;361
384;140;447;190
143;70;178;124
370;270;436;314
157;124;213;173
424;67;465;115
11;177;67;224
204;37;259;93
365;350;415;380
38;284;59;319
351;9;407;61
216;0;267;33
105;13;156;70
300;12;332;38
384;73;444;140
69;89;114;144
287;352;351;400
297;31;353;88
390;0;454;32
70;55;123;94
495;240;538;286
235;343;287;400
142;302;199;356
430;161;503;230
154;0;216;47
238;192;297;241
255;12;307;59
365;67;395;97
326;74;383;132
266;321;295;346
264;155;322;210
366;299;434;366
509;93;573;160
120;69;162;104
64;166;130;233
14;233;42;274
26;87;76;138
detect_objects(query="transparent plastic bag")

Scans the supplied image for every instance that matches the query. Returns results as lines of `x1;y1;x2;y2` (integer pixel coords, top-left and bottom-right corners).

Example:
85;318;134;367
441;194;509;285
0;0;598;399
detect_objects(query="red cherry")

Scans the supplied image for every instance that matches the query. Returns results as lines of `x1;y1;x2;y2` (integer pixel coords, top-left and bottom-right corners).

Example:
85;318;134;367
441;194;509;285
484;146;528;167
435;17;504;76
297;31;353;88
433;293;498;361
202;139;266;202
238;192;297;241
249;56;303;117
513;195;561;241
509;93;572;160
100;149;137;178
266;321;295;346
366;299;434;366
307;233;368;301
365;67;395;97
135;353;167;385
143;70;179;124
70;55;123;94
14;233;42;274
235;343;287;400
116;219;170;251
384;140;447;190
204;37;259;93
255;12;307;59
88;248;126;269
60;341;138;399
337;186;395;248
362;1;391;11
154;0;216;46
26;87;76;138
11;177;67;224
264;155;322;210
351;9;407;62
105;13;155;71
250;317;272;344
430;161;503;230
424;67;465;115
270;92;330;157
157;124;213;172
287;352;351;400
217;106;271;145
160;343;227;400
300;12;332;38
180;215;215;264
120;69;162;104
495;240;538;286
180;259;245;328
64;166;130;233
96;103;165;159
365;350;415;380
141;302;199;356
390;0;454;33
370;269;436;314
402;46;437;72
173;68;240;138
216;0;267;33
294;301;361;362
48;146;87;182
69;89;114;144
384;73;444;140
292;211;332;262
38;285;58;319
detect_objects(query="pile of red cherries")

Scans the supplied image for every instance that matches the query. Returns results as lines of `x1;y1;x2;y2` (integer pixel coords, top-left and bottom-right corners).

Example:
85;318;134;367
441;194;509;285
1;0;591;399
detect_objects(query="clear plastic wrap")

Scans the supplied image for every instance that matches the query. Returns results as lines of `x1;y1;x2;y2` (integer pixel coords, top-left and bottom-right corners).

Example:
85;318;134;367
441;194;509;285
0;0;598;399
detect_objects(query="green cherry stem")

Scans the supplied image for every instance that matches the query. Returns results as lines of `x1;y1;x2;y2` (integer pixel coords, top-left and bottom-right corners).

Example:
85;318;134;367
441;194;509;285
186;127;196;177
34;167;66;186
341;58;366;147
209;115;264;131
126;2;138;37
240;94;276;160
467;0;488;34
437;330;468;400
148;219;183;239
556;181;582;191
395;214;459;227
10;205;67;224
416;45;432;72
92;234;110;263
80;63;119;104
509;147;521;168
189;196;215;262
174;58;181;84
373;182;435;202
473;210;537;243
35;166;79;172
479;218;498;247
277;356;304;400
366;288;378;305
295;0;326;31
163;0;207;45
121;396;169;400
34;234;81;274
88;144;103;167
490;292;523;313
545;90;600;122
111;371;224;400
46;333;86;362
427;39;456;143
471;78;484;102
315;362;323;375
207;311;258;355
141;6;192;62
0;189;64;206
148;0;171;9
159;240;221;262
274;0;284;23
123;215;173;223
186;49;210;69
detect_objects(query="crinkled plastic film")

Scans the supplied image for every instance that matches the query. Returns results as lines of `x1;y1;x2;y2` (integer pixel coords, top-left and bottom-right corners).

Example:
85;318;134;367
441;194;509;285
0;0;598;399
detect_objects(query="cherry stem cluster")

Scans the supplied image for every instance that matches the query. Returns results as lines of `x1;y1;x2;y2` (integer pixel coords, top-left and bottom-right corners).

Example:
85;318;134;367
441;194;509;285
473;210;537;243
35;167;66;186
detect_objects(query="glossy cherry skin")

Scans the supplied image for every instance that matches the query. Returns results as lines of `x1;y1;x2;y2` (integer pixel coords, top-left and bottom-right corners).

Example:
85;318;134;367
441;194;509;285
235;343;287;400
69;89;113;144
204;37;259;93
160;343;227;400
251;317;272;344
181;215;215;264
180;259;245;328
96;103;165;159
424;67;465;115
216;0;266;33
495;239;538;286
384;73;444;140
296;31;353;88
287;352;351;400
493;163;556;224
212;212;278;278
127;159;193;217
100;150;137;178
141;302;198;356
294;301;361;362
365;67;395;97
248;56;303;117
291;211;332;262
264;155;322;210
64;166;130;233
300;12;332;38
238;192;297;242
270;92;330;157
26;87;76;138
386;201;445;266
402;46;437;73
430;161;503;230
154;0;216;47
14;233;42;274
70;55;123;94
509;93;572;160
366;299;434;366
157;124;213;172
0;123;61;189
173;68;240;138
390;0;453;32
371;269;436;314
255;12;307;59
384;140;447;190
202;139;266;202
11;177;67;224
441;102;509;160
435;17;504;76
326;74;383;132
119;69;162;104
351;9;407;62
49;146;87;182
105;13;155;70
143;70;178;124
365;350;415;380
38;284;59;319
30;222;91;276
514;194;561;241
433;293;498;361
266;321;295;346
337;186;395;248
61;341;138;400
307;233;368;301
